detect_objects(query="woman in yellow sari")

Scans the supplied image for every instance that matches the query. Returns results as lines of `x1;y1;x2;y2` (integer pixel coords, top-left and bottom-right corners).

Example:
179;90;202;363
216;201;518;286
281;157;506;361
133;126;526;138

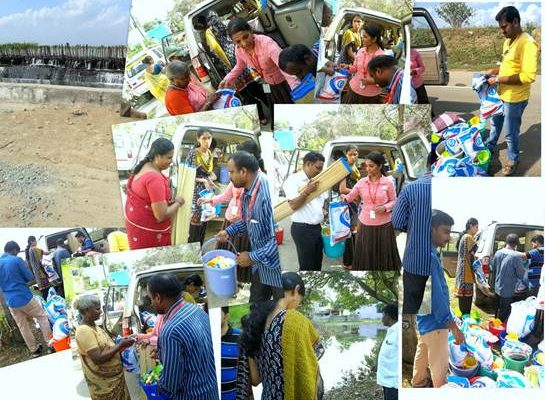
338;14;363;64
240;272;324;400
74;294;134;400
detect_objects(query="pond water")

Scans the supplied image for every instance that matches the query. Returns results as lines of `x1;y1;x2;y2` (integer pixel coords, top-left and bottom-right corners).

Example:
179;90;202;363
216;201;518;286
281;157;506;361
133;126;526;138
315;320;386;391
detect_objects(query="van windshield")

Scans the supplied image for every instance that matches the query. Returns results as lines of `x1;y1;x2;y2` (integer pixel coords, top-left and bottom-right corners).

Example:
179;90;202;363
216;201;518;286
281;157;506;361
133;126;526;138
127;63;147;79
399;137;428;179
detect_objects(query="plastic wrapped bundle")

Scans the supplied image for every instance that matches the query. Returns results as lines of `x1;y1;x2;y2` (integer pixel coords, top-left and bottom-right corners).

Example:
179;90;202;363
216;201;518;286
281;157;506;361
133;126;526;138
52;317;70;341
172;163;196;245
471;73;504;119
328;201;351;246
212;89;242;109
199;189;216;222
316;69;349;101
140;311;157;329
291;72;315;104
206;255;236;269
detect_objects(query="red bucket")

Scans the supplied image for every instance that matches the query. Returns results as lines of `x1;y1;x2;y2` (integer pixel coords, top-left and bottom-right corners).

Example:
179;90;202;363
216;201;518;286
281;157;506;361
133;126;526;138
488;321;506;338
52;336;71;352
275;227;284;245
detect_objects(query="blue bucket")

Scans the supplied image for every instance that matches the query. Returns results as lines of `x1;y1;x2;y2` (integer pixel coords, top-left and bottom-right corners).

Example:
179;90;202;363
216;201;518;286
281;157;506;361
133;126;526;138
139;381;170;400
215;203;222;216
322;234;345;258
219;166;230;184
202;238;237;297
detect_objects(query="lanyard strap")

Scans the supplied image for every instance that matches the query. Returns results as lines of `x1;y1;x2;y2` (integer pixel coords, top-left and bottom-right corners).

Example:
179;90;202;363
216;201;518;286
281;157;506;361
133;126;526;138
245;175;262;222
164;299;186;323
385;70;402;104
367;179;380;205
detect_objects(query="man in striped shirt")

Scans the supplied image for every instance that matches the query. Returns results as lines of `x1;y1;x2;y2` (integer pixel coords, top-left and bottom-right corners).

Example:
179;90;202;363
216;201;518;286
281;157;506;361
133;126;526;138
218;151;283;303
147;273;218;400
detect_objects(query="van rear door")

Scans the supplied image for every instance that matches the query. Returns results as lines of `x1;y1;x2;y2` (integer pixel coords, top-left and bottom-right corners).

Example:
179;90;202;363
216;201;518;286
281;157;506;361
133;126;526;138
396;130;431;181
411;8;449;85
269;0;323;48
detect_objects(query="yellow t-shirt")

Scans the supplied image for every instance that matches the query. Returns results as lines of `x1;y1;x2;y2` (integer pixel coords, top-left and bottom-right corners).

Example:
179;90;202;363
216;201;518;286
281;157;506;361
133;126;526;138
498;32;538;102
342;29;362;52
107;231;130;252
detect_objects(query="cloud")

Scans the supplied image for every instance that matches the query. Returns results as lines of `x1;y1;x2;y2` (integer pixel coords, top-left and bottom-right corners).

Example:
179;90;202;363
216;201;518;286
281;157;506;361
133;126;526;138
0;0;131;45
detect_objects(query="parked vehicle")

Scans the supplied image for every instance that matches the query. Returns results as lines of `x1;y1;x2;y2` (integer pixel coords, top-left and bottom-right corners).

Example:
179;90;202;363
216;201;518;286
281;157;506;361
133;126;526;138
280;129;430;194
410;7;449;85
37;228;109;254
440;222;544;306
180;0;324;88
124;46;166;98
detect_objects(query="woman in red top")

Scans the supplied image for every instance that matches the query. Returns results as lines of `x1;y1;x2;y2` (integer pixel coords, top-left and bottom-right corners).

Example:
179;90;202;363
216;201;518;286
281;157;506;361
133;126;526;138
124;138;184;250
341;151;401;271
219;18;299;107
164;61;218;116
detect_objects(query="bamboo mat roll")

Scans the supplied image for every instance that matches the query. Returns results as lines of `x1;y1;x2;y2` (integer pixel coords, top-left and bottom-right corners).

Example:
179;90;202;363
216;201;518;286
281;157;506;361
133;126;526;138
172;164;196;245
273;157;352;223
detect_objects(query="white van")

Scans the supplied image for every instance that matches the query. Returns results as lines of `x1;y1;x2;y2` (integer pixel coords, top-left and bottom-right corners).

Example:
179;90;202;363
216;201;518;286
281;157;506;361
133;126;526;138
124;47;165;98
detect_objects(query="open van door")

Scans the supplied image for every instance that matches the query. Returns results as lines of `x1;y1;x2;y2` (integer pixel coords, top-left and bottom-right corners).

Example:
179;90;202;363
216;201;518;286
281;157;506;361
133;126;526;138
411;8;449;85
397;129;430;181
269;0;323;47
103;285;128;337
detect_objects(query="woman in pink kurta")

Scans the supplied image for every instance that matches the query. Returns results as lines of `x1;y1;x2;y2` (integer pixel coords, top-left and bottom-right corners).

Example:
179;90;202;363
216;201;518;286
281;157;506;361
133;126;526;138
410;48;431;107
342;152;401;271
219;18;299;107
340;23;385;104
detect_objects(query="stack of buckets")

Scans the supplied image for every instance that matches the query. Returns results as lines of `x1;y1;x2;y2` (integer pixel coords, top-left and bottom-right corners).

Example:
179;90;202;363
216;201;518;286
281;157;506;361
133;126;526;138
202;238;237;298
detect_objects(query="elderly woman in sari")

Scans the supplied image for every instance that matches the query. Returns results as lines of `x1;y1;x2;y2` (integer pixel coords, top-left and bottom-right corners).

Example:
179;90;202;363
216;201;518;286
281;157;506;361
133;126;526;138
239;272;324;399
74;294;134;400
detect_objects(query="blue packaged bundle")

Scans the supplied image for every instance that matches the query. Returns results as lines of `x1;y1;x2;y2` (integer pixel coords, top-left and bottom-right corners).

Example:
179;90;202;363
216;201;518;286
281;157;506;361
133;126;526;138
328;201;351;246
317;69;349;101
212;89;242;109
291;72;315;104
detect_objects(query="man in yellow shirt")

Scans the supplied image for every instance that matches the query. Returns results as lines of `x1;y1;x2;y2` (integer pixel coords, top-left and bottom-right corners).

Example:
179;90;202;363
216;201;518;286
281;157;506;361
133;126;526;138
485;6;538;176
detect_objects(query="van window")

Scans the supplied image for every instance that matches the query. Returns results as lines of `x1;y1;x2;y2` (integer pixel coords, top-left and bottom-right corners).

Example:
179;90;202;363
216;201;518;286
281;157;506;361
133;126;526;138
411;15;438;48
399;137;428;179
127;63;147;79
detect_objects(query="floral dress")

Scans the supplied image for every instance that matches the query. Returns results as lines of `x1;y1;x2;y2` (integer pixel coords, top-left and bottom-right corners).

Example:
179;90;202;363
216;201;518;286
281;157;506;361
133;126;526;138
187;147;213;223
455;233;475;297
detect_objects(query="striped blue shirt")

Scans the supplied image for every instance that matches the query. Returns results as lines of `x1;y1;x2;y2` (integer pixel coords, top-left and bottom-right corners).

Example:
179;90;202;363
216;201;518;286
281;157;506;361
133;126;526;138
392;174;432;276
158;299;218;400
226;173;282;288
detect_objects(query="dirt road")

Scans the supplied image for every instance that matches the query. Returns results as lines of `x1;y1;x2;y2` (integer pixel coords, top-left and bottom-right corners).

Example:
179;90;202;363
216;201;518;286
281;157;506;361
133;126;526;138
0;102;135;227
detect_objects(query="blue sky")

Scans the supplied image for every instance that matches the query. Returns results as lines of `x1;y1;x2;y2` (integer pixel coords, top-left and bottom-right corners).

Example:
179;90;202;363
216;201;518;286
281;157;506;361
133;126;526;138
0;0;132;45
416;1;541;28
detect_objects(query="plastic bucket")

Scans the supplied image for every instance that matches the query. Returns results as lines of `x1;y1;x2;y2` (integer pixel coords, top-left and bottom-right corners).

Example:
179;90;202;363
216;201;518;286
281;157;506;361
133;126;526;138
503;352;529;373
533;350;544;366
219;166;230;184
449;360;480;378
275;227;284;245
488;321;506;338
52;336;71;352
139;381;170;400
469;115;487;138
475;150;491;172
436;140;463;159
322;233;345;258
202;238;237;298
215;203;222;216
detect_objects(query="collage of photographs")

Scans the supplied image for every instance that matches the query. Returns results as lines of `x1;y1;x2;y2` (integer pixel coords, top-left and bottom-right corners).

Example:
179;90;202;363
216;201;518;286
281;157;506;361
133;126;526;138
0;0;543;399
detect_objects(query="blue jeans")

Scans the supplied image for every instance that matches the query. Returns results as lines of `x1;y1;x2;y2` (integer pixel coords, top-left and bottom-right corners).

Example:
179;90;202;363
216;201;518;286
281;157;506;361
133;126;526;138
485;100;528;163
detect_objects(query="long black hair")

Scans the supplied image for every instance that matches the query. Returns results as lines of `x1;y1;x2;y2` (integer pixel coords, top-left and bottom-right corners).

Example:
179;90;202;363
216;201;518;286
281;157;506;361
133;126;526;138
25;235;37;263
456;217;479;251
366;151;388;176
363;23;384;50
227;17;252;37
132;137;174;175
239;272;305;357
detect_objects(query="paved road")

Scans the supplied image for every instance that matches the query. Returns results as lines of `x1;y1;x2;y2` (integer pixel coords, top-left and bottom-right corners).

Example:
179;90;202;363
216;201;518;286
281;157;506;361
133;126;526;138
426;70;541;177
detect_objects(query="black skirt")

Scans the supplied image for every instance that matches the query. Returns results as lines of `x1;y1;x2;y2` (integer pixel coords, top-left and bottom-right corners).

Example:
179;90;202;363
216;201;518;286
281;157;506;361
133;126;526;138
353;221;401;271
217;219;252;283
342;87;382;104
270;80;293;104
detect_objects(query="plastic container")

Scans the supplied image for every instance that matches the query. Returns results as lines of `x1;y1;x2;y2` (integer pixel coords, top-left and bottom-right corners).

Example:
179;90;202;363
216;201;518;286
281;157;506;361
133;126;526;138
275;226;284;245
202;238;237;298
215;203;222;216
51;336;71;352
322;233;345;258
469;115;487;137
533;350;544;366
436;140;463;159
219;166;230;184
488;320;507;338
449;360;480;378
475;150;491;172
477;365;498;380
503;352;530;373
139;381;170;400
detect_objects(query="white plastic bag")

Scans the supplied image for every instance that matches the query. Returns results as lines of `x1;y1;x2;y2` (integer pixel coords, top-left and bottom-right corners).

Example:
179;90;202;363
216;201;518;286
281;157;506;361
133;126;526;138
506;297;536;338
328;201;351;246
52;317;70;341
199;189;216;222
316;69;349;101
212;89;242;109
44;288;67;324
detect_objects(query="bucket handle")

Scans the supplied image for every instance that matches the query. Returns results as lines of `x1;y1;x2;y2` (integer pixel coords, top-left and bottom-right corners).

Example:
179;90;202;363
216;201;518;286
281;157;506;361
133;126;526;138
201;237;237;255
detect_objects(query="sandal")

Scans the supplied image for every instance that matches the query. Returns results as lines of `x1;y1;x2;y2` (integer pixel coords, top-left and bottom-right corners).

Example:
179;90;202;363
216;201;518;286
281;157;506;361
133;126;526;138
502;163;518;176
343;265;352;271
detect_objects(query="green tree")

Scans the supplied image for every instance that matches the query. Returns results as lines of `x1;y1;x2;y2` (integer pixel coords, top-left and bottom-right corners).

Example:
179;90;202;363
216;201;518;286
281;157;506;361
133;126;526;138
133;243;201;273
168;0;194;32
435;2;476;28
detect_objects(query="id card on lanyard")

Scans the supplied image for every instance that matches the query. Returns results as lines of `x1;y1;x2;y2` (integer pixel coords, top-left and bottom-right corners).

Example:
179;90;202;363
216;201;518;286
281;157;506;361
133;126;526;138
368;180;379;220
245;175;262;223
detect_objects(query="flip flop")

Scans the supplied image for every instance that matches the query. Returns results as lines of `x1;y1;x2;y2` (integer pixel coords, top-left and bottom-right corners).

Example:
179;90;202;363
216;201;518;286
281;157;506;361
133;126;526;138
502;163;518;176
